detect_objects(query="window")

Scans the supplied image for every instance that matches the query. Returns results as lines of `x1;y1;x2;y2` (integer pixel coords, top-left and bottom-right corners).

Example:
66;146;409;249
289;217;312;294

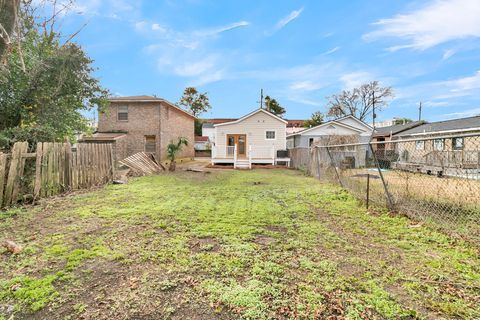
452;137;464;150
377;137;385;150
309;138;314;147
265;130;276;140
118;106;128;121
415;140;425;150
433;139;444;151
145;135;156;153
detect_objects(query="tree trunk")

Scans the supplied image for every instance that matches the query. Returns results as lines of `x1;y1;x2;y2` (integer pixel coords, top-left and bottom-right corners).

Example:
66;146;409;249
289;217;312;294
169;161;176;171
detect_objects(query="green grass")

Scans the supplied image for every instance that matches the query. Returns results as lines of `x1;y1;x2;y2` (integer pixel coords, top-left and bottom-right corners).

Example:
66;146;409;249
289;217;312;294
0;169;479;319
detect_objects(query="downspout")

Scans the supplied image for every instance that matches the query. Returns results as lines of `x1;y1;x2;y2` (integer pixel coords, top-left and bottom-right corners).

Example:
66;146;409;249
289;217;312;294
158;103;162;161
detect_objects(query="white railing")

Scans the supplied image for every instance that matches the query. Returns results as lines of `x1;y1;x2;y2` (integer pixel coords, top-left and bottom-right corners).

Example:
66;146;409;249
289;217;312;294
249;145;275;160
248;145;252;169
213;144;276;166
234;144;237;169
212;145;235;159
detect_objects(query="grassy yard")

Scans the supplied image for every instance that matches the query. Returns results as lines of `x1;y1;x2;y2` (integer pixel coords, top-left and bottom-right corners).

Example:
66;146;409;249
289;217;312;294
0;169;479;319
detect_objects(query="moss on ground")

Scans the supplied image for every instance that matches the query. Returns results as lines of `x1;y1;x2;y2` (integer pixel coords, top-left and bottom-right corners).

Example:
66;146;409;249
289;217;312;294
0;169;479;319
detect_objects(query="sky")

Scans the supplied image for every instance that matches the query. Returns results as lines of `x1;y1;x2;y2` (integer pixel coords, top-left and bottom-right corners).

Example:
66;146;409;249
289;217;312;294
47;0;480;122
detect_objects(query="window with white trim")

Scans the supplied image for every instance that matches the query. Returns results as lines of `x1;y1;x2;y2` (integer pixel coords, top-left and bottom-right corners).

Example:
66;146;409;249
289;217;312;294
265;131;276;140
433;139;444;151
415;140;425;150
452;137;464;150
117;106;128;121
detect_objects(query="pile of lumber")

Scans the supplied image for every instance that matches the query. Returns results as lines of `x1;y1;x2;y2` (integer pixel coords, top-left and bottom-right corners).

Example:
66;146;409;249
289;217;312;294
119;152;165;175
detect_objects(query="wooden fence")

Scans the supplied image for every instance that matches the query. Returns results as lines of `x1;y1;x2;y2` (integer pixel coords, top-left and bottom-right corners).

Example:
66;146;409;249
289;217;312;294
0;141;115;208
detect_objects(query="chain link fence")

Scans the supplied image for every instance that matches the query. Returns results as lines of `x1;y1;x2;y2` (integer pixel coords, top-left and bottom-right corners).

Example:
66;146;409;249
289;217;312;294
309;133;480;245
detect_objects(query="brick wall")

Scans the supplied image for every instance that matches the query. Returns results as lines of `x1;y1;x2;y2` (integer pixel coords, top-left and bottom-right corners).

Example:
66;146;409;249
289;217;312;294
160;104;195;159
98;101;194;160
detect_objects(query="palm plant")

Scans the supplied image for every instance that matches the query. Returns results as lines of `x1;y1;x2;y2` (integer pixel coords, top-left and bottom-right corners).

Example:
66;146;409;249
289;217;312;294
167;137;188;171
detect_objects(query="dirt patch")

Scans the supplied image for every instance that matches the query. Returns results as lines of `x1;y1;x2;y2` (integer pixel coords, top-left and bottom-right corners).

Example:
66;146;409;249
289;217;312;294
264;225;288;234
253;234;276;246
189;237;220;253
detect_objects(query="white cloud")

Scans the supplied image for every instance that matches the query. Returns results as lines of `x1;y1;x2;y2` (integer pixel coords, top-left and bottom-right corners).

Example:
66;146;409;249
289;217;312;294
321;46;340;56
195;21;249;37
442;49;456;60
364;0;480;51
427;70;480;99
340;71;373;89
289;80;322;92
189;70;226;86
138;20;249;86
266;7;304;35
396;70;480;104
442;107;480;119
173;56;218;77
286;97;322;106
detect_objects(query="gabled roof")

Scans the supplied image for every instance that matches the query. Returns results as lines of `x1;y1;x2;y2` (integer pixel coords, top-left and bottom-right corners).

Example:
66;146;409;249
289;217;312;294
287;120;306;128
204;118;238;125
397;115;480;136
334;115;373;131
195;136;209;142
202;123;215;129
373;121;426;137
214;108;288;127
108;95;196;119
204;117;303;127
288;115;371;137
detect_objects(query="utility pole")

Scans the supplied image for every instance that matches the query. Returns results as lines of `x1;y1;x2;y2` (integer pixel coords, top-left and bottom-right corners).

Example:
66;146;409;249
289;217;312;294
372;90;376;130
418;102;422;121
259;89;264;109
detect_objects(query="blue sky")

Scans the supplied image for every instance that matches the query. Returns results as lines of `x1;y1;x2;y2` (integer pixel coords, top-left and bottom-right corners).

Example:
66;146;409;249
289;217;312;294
52;0;480;122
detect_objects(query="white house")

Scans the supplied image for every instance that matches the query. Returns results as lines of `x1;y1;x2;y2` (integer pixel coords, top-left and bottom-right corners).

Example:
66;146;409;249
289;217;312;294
211;108;288;168
287;116;373;167
287;116;372;148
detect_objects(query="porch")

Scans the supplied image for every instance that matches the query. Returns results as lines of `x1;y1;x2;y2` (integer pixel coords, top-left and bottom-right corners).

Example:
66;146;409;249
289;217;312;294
211;145;289;169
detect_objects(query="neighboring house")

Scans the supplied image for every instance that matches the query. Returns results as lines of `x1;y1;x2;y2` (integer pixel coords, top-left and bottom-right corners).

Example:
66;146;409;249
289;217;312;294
194;136;211;151
92;95;195;161
211;108;288;168
286;120;305;135
287;116;373;168
287;116;372;148
371;121;425;153
393;115;480;176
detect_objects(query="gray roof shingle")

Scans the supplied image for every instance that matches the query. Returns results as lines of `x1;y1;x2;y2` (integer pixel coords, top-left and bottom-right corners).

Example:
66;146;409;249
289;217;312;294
397;115;480;136
373;121;425;137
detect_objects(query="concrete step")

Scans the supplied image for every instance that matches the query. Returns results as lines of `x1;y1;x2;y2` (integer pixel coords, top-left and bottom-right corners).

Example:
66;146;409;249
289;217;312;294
235;161;251;169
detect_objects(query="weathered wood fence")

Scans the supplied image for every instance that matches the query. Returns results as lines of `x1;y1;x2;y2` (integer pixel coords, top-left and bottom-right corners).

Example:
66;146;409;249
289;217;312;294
0;141;115;208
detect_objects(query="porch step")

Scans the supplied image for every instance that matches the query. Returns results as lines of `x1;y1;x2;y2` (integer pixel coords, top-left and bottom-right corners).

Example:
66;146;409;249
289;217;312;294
235;160;251;169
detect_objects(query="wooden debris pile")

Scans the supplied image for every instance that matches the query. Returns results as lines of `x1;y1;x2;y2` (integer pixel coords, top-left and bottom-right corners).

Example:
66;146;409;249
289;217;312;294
119;152;165;175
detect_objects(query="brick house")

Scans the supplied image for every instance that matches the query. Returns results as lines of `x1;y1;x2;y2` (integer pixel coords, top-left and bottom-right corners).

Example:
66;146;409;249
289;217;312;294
94;95;195;161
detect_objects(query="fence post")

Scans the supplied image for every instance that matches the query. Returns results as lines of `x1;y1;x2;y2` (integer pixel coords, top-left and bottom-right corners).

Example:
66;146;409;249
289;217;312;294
33;142;43;199
366;173;370;210
368;142;394;210
0;153;7;208
4;142;28;206
326;146;344;188
64;141;72;190
315;147;321;180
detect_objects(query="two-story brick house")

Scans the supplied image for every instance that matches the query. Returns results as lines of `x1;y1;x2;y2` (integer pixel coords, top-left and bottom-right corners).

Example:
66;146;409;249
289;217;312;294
93;95;195;161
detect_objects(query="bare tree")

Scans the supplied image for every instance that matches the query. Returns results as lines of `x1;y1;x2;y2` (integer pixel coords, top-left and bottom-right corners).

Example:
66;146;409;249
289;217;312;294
326;81;394;121
0;0;20;61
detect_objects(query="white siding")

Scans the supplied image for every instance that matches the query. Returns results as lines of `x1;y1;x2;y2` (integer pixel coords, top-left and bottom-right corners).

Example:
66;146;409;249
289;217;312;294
202;127;216;143
337;117;372;136
302;123;361;136
214;111;287;153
